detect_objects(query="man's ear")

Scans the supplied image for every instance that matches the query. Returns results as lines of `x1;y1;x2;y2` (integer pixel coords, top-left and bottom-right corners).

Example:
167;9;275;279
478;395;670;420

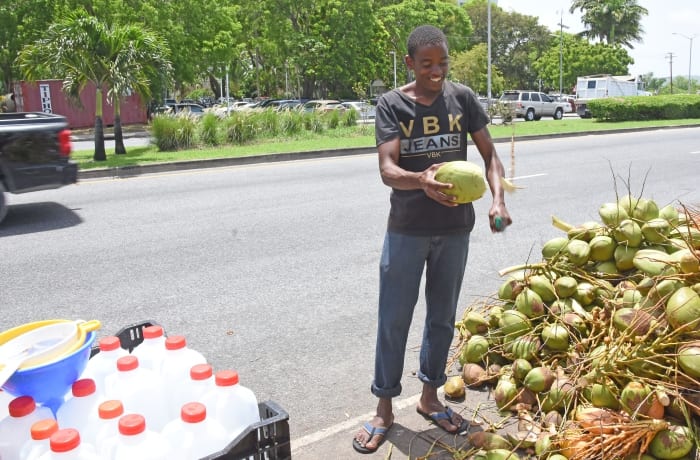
404;55;413;71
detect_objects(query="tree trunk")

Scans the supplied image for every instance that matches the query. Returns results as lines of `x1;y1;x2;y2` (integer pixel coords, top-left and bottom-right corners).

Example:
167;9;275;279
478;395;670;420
93;88;106;161
114;98;126;155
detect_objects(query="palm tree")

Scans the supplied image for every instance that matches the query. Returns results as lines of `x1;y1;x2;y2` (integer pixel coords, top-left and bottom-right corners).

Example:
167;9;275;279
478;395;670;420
569;0;648;48
17;11;171;160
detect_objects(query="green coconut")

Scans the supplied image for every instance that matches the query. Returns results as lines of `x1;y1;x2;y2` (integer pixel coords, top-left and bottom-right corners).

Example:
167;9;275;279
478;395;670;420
462;335;490;364
620;381;652;417
565;239;591;266
642;218;671;243
574;281;596;306
567;221;601;242
594;260;620;276
434;161;486;204
542;237;569;260
669;225;700;249
670;248;700;274
497;278;524;301
632;197;660;222
633;248;675;277
613;307;657;336
507;335;541;360
613;219;643;247
677;342;700;378
589;381;621;410
562;312;588;335
553;276;578;298
614;244;638;271
511;358;533;383
665;287;700;332
648;425;694;459
494;377;519;411
659;204;680;225
514;287;545;318
485;449;521;460
618;194;639;215
463;311;490;335
528;274;557;303
523;366;555;393
589;235;616;261
541;322;570;351
541;378;575;413
498;310;532;341
599;202;629;227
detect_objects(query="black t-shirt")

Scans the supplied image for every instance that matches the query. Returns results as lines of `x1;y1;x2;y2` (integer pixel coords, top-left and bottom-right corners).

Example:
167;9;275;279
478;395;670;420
375;81;490;235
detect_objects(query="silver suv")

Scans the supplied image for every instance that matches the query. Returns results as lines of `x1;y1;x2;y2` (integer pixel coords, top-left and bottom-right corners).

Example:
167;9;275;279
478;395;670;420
499;90;567;121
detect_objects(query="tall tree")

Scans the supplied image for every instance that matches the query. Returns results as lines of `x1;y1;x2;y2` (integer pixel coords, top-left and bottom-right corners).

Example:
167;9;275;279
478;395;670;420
569;0;648;48
451;43;505;96
18;11;171;160
532;34;633;93
463;0;552;90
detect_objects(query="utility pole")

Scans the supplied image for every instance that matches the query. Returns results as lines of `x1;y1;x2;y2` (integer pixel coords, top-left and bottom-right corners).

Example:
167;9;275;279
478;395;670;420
666;52;676;93
557;11;569;96
389;51;397;89
673;33;697;93
487;0;492;102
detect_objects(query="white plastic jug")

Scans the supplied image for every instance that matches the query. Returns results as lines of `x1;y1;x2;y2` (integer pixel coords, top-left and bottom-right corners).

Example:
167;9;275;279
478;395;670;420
55;379;101;445
129;325;166;373
169;363;214;416
160;402;229;459
19;418;59;460
80;336;127;390
0;395;55;460
160;335;207;420
36;428;99;459
103;355;169;432
200;370;260;439
93;400;124;460
112;413;173;460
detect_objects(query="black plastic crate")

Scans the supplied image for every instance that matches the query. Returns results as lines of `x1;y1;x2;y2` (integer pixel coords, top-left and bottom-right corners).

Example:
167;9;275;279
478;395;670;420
90;320;291;459
200;400;291;460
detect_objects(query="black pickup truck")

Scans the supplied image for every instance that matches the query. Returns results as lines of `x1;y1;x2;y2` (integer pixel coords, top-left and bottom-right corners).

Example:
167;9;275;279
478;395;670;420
0;112;77;224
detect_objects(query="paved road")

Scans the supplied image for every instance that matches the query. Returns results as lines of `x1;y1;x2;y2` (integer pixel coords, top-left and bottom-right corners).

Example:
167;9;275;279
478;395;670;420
1;127;699;452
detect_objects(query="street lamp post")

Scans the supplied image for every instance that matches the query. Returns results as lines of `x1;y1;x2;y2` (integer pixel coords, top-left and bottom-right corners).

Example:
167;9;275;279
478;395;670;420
673;32;697;93
389;51;397;89
557;11;569;96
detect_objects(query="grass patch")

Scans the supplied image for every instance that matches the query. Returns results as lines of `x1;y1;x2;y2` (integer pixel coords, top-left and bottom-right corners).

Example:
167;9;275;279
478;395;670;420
73;117;700;170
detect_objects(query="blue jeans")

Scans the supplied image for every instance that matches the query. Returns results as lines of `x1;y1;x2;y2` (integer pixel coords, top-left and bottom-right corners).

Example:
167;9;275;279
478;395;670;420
371;231;470;399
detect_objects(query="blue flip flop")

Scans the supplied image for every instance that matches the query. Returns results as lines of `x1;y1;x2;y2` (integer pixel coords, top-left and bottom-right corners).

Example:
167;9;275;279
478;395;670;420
416;406;470;435
352;421;392;454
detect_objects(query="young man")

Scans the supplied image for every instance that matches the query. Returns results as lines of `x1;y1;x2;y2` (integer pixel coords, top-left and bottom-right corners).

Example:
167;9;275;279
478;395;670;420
353;25;511;454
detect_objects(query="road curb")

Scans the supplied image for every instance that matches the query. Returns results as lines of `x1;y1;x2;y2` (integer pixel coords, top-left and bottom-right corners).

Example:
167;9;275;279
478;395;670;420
76;123;700;180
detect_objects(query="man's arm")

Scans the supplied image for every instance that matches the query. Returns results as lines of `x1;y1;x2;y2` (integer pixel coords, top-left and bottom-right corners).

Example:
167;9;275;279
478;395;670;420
377;138;458;207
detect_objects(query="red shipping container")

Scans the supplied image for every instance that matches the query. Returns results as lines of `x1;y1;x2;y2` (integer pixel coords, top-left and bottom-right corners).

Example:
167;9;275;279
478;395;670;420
16;79;148;129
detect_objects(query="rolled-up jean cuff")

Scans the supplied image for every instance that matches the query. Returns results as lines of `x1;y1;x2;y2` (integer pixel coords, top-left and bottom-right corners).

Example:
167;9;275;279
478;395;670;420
370;382;402;399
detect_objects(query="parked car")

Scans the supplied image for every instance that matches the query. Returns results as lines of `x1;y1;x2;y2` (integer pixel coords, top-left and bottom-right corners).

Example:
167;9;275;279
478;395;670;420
341;101;376;119
302;100;345;113
172;103;205;117
498;90;568;121
550;94;576;113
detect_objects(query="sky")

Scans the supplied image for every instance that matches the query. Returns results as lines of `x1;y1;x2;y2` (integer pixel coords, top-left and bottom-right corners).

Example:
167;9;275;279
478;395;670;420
495;0;700;79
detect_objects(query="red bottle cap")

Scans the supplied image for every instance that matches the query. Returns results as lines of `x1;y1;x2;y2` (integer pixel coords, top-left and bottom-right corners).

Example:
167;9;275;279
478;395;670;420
190;363;213;381
98;400;125;420
181;402;206;423
30;419;59;440
165;335;186;350
50;428;81;452
215;370;240;387
143;325;164;339
116;355;139;371
72;378;96;397
8;395;36;417
99;336;122;352
119;413;146;435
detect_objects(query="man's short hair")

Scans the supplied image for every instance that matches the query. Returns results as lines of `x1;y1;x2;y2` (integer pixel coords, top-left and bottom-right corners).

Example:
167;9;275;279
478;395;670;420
407;25;447;58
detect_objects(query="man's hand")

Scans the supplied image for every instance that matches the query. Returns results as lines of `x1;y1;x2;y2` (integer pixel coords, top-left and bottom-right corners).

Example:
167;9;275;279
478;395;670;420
419;163;459;207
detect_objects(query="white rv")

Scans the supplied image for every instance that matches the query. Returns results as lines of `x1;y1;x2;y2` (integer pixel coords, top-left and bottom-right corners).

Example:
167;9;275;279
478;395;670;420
575;74;650;118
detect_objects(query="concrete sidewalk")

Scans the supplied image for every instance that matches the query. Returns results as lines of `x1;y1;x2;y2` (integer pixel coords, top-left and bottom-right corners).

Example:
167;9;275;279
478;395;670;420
290;385;518;459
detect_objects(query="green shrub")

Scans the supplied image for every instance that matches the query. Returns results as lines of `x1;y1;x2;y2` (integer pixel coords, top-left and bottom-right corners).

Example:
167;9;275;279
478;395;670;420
199;112;220;146
326;110;340;129
224;111;256;144
176;115;197;149
589;94;700;121
343;108;358;127
279;110;304;136
303;112;324;133
252;109;280;138
150;115;180;151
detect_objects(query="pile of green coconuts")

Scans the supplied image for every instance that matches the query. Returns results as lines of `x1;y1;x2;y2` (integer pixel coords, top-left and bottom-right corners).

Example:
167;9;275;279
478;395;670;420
447;195;700;460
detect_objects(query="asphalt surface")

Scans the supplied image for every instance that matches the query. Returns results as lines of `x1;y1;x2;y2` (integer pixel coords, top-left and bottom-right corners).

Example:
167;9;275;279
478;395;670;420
47;122;700;458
